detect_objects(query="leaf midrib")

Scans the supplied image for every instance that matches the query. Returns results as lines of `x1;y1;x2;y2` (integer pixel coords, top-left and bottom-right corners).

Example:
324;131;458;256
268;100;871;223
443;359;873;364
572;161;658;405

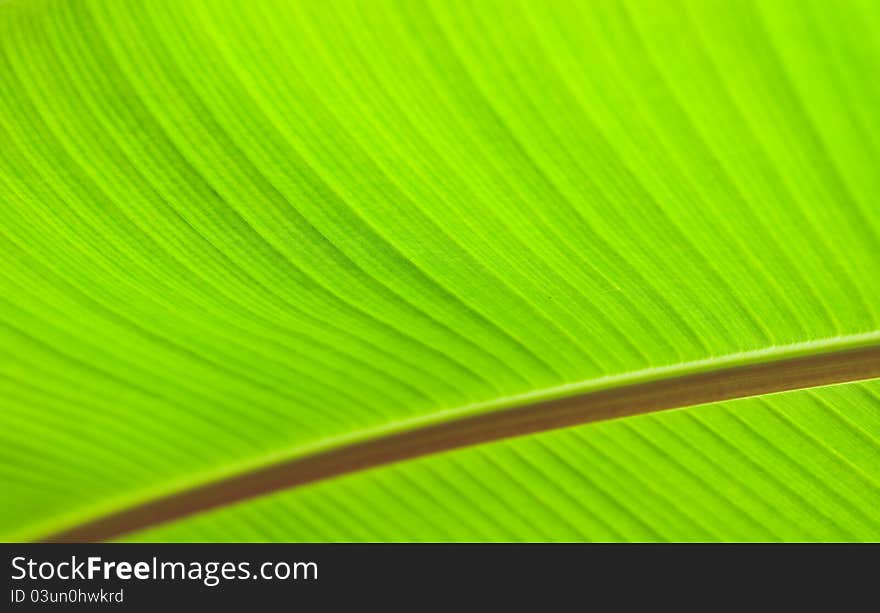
31;332;880;543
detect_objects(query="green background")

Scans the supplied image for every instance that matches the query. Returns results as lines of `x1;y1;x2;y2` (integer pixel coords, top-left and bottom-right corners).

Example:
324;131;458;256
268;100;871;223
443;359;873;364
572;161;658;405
1;0;878;541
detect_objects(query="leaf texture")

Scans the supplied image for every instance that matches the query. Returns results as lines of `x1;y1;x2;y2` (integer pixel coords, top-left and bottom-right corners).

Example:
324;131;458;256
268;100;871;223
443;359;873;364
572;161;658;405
0;0;878;541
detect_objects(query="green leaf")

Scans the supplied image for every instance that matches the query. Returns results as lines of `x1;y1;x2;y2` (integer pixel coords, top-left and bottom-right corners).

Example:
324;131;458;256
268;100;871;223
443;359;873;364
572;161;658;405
0;0;878;542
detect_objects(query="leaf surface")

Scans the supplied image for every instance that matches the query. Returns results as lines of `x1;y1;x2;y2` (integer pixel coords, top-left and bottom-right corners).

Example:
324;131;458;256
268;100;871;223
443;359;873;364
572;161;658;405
0;0;878;541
